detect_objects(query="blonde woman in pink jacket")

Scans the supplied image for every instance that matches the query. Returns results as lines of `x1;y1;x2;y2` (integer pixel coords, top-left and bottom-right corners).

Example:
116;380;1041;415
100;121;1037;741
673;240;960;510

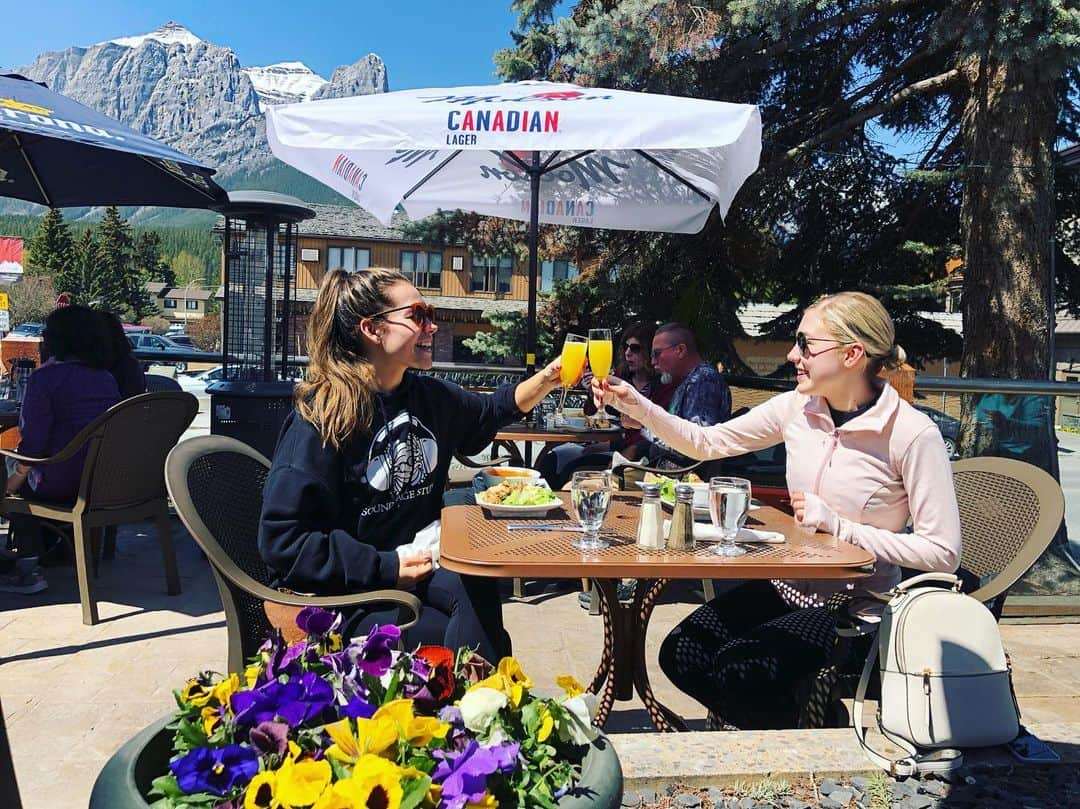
593;292;962;729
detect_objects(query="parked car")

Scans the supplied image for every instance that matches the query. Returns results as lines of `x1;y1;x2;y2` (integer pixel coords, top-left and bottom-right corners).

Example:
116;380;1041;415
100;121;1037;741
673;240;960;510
9;322;44;337
127;333;214;373
167;334;195;348
177;365;223;393
914;403;960;458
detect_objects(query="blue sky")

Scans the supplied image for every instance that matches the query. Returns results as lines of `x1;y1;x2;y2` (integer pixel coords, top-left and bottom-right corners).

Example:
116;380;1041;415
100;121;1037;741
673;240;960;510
4;1;572;89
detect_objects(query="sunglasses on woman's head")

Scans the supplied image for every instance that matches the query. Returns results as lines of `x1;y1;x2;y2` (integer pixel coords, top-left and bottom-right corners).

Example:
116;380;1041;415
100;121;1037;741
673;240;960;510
369;302;436;328
623;342;642;354
795;331;849;358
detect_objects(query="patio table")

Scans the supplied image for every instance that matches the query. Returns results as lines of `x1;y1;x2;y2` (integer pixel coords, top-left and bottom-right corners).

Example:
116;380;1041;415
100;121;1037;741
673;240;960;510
440;491;875;732
493;421;620;466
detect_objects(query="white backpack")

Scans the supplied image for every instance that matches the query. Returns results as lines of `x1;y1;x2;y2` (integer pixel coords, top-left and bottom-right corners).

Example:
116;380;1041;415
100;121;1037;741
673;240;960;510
853;572;1021;776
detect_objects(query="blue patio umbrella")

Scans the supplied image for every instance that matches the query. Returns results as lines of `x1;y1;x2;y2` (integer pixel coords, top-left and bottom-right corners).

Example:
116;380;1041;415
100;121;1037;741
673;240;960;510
0;73;227;208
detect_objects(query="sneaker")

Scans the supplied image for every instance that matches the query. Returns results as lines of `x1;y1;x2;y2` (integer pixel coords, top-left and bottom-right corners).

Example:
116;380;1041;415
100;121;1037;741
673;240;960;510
0;558;47;594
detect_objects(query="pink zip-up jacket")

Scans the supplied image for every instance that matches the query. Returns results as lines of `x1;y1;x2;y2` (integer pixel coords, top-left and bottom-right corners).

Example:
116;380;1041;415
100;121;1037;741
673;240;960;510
623;382;962;605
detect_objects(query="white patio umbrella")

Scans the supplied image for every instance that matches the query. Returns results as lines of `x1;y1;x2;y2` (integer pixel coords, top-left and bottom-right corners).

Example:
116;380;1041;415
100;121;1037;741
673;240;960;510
266;80;762;369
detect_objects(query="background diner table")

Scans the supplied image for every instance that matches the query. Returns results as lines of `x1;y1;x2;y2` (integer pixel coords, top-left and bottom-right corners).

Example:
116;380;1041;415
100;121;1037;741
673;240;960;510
440;491;876;732
492;420;621;466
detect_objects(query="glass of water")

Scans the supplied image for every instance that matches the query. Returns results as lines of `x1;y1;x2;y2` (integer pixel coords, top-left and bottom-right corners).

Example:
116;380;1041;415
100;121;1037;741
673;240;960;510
708;477;751;557
570;470;613;551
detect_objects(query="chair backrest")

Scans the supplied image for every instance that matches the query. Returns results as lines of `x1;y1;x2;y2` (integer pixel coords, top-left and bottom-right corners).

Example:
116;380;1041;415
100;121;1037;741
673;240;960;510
73;392;198;511
145;373;182;392
951;456;1065;616
165;435;274;670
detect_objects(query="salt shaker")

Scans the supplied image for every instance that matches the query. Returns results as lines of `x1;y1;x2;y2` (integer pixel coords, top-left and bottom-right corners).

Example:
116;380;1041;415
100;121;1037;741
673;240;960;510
636;483;665;549
666;483;696;550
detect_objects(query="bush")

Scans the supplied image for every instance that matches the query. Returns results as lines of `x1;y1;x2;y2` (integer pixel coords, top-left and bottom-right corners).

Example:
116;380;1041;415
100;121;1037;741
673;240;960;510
186;313;221;351
139;315;172;334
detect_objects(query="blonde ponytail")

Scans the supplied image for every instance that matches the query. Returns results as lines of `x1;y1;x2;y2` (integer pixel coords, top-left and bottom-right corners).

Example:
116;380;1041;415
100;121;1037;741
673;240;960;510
296;268;409;448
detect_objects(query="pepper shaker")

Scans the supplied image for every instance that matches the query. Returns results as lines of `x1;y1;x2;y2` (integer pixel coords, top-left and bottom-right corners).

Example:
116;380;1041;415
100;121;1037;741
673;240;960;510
667;483;696;550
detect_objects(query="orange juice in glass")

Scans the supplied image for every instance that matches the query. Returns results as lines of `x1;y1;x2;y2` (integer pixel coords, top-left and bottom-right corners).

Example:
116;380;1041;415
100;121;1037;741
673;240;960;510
588;329;613;381
558;333;588;421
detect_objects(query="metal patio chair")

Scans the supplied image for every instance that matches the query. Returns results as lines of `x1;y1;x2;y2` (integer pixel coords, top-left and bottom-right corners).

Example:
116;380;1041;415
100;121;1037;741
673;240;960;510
165;435;421;674
0;391;197;625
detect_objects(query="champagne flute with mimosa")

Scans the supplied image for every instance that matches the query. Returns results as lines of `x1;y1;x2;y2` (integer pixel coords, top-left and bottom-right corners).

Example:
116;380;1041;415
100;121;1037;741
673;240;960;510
588;329;613;392
558;333;588;423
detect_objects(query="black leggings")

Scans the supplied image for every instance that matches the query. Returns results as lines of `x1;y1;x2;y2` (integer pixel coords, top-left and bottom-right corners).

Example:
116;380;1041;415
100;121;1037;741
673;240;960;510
345;567;511;664
658;580;838;729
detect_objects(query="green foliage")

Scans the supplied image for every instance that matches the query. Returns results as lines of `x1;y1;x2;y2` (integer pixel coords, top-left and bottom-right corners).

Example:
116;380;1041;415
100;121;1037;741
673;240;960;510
23;208;73;278
65;229;105;305
93;206;146;317
171;251;208;287
464;309;555;364
136;231;174;285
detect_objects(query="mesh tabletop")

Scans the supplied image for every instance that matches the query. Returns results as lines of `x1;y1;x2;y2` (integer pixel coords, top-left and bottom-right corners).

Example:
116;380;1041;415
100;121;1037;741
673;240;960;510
440;492;875;580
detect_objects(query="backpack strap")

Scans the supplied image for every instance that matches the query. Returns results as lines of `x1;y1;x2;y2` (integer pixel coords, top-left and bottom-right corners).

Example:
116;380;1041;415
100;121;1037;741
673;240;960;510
853;623;964;777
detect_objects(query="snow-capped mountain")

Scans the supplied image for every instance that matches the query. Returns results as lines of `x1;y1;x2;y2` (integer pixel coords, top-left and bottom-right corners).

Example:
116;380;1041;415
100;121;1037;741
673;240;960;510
7;21;389;217
105;20;204;50
242;62;329;106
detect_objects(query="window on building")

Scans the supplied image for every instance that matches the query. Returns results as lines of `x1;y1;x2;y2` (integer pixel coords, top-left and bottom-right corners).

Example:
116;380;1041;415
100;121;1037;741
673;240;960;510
540;260;578;293
164;299;177;309
471;255;513;293
400;250;443;290
186;300;200;310
327;246;371;272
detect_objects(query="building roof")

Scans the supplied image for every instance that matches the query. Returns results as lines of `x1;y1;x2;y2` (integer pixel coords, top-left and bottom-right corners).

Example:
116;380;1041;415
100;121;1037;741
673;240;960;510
146;282;213;301
214;203;427;243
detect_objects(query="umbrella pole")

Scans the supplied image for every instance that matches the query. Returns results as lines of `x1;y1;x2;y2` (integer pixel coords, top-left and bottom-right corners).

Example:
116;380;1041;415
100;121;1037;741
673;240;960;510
526;151;540;377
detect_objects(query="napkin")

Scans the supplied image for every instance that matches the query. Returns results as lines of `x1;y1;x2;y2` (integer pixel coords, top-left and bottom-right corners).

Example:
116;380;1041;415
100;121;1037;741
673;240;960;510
396;519;441;567
662;520;785;544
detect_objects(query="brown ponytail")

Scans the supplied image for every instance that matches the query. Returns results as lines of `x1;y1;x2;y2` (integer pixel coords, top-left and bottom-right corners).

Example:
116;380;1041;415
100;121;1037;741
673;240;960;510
296;268;409;448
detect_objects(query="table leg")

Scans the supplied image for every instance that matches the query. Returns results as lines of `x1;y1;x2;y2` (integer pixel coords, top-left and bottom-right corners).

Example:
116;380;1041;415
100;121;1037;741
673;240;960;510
589;579;622;727
493;440;524;467
631;579;689;732
524;441;534;466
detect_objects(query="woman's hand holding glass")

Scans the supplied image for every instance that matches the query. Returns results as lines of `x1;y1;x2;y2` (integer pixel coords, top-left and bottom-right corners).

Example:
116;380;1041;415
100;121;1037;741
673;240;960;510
591;375;648;423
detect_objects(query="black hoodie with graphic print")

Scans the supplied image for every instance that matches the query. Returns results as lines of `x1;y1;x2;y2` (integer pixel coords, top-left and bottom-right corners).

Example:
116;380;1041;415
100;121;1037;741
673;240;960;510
259;373;521;593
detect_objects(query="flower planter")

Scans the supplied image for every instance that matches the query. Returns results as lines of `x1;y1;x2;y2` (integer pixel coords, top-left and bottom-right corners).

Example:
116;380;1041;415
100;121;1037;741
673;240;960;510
89;714;624;809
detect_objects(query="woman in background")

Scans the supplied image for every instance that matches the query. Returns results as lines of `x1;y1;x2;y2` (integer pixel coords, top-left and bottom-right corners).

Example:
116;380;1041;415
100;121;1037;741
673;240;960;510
100;311;146;399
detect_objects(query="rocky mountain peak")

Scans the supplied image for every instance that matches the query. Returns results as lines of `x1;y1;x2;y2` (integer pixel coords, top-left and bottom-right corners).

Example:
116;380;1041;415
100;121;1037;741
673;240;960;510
243;62;328;106
313;53;388;100
106;21;204;50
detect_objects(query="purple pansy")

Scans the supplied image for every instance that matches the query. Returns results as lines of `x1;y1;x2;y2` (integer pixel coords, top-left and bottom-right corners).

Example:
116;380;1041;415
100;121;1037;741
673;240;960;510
248;721;289;758
439;705;469;752
347;624;400;677
432;740;521;809
340;695;377;719
296;606;339;638
230;672;335;729
170;744;259;796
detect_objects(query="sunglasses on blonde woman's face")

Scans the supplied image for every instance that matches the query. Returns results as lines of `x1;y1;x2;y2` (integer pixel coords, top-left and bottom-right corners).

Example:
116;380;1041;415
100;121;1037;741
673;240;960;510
369;302;437;329
795;331;850;359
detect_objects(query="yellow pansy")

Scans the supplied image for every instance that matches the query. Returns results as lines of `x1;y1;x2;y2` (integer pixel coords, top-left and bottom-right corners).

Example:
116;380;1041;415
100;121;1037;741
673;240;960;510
426;782;443;807
556;675;585;699
373;700;449;746
180;678;213;708
314;754;404;809
467;793;500;809
536;705;554;742
244;664;261;689
244;770;277;809
201;705;223;736
275;754;332;808
470;657;534;709
327;633;343;652
324;716;399;763
211;674;241;712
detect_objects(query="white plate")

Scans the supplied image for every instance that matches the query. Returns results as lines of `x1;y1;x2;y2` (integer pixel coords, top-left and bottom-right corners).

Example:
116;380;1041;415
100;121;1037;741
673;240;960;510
560;416;620;433
478;498;563;517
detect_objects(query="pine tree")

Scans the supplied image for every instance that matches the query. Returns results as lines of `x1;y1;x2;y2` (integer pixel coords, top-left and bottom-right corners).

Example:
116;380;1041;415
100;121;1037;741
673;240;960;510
23;208;73;279
92;206;137;316
135;231;174;286
67;229;105;305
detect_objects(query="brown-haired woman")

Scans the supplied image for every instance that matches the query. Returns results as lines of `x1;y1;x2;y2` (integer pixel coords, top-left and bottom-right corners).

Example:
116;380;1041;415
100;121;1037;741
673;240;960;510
258;269;569;660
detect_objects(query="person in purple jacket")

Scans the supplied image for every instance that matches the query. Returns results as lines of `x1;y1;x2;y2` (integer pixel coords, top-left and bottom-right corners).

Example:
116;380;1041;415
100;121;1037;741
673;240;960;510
0;306;120;593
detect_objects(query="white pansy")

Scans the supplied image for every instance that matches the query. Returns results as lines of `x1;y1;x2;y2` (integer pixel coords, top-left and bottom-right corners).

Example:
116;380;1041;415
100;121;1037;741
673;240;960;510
460;687;509;733
558;693;600;745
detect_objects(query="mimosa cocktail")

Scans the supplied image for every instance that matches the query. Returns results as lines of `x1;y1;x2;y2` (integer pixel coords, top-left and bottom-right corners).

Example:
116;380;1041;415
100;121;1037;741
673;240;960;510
558;333;588;421
588;329;613;381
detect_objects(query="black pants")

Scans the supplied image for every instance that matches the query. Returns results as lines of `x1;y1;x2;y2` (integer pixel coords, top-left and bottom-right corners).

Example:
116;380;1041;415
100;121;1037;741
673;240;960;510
344;567;511;664
658;580;839;729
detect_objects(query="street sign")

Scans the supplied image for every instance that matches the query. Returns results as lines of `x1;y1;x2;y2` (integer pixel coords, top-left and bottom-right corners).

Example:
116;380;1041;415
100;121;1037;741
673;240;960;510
55;292;71;308
0;292;8;310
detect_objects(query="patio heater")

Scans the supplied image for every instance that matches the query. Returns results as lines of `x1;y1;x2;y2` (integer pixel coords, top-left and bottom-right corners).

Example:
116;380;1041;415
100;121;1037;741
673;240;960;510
209;191;315;459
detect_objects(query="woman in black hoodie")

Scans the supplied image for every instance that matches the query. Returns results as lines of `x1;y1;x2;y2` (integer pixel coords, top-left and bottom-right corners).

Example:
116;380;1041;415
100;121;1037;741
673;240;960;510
259;268;567;661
